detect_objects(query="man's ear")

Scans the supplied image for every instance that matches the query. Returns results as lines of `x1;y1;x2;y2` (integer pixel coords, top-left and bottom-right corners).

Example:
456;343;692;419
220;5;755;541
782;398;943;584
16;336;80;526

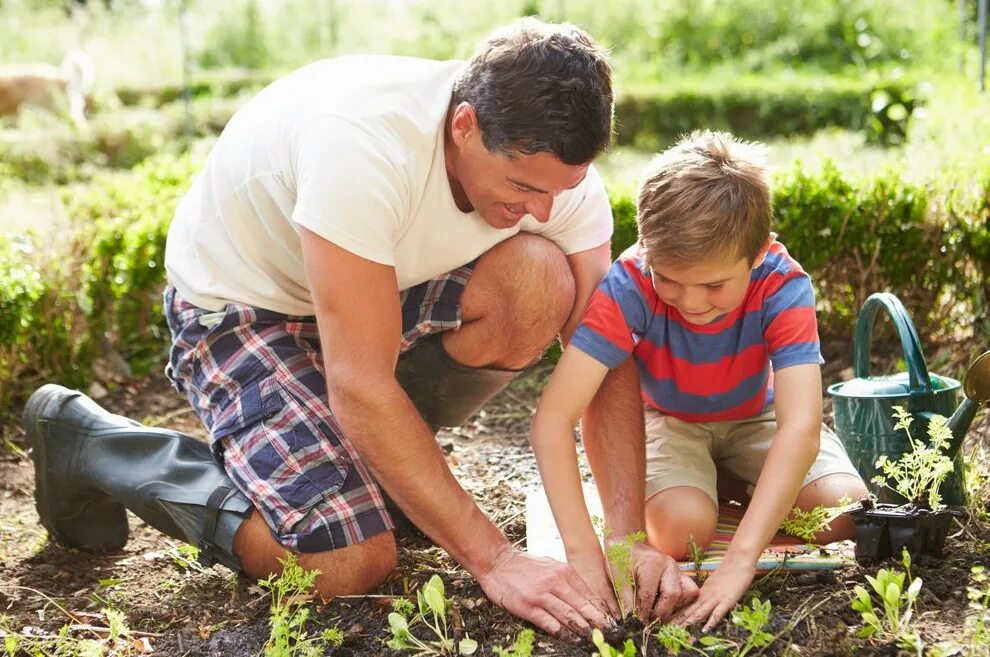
449;102;478;148
750;235;775;269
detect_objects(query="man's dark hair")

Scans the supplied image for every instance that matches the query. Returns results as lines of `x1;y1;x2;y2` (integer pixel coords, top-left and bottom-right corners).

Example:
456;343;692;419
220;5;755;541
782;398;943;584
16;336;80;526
452;18;613;165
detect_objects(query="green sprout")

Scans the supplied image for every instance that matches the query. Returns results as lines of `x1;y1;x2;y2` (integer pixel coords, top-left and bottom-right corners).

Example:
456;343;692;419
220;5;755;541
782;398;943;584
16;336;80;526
872;406;955;509
386;575;477;656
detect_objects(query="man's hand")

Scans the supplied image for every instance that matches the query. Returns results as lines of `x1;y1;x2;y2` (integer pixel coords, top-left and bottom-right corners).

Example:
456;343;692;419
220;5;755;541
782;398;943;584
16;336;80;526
671;555;756;631
477;547;612;637
619;542;699;620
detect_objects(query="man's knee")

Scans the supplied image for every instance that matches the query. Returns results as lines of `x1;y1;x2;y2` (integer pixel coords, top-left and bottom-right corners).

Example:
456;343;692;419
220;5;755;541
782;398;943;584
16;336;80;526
463;234;575;362
234;511;398;595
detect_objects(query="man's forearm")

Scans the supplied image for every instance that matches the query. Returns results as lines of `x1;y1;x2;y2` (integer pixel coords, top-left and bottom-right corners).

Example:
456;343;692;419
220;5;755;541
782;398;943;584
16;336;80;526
580;360;646;536
329;373;509;577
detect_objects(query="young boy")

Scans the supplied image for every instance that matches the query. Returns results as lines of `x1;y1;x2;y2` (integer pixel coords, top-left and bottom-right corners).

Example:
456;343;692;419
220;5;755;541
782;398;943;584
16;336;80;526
529;130;867;628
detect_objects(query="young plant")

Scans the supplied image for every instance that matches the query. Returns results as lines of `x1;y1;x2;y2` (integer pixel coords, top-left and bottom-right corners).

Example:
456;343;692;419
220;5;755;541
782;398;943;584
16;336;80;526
259;553;342;657
387;575;478;656
850;548;923;651
730;597;774;657
0;607;135;656
592;515;648;618
591;628;636;657
492;628;534;657
686;534;707;583
650;598;773;657
780;497;852;544
872;406;955;508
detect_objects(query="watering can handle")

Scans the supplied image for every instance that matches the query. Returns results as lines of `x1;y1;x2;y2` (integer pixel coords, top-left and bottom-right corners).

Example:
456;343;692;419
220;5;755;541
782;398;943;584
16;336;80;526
853;292;933;396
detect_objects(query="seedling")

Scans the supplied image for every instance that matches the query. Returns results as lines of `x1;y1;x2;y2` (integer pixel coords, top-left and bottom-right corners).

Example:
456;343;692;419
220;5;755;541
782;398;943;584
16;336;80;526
0;607;135;656
780;497;852;544
649;597;774;656
591;515;647;618
386;575;478;656
492;628;534;657
259;553;343;657
872;407;955;509
591;628;636;657
686;534;707;583
850;548;923;651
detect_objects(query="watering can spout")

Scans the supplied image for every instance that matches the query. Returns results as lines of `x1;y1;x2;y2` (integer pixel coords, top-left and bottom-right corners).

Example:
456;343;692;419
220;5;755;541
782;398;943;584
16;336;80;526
945;350;990;456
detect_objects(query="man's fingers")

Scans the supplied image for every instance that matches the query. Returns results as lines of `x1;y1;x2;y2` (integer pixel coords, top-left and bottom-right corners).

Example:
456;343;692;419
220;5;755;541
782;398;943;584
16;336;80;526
526;608;562;636
651;563;683;620
680;572;701;604
635;561;662;619
543;593;593;636
556;574;611;628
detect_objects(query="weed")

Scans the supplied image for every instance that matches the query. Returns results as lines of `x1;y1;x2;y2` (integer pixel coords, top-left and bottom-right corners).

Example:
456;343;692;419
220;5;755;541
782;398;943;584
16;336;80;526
492;628;534;657
169;543;210;573
386;574;477;656
850;548;923;652
962;443;990;522
259;553;342;657
872;406;955;508
591;628;636;657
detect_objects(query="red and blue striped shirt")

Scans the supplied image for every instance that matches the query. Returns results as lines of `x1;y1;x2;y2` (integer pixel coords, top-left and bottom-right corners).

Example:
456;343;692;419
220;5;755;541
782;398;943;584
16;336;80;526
571;239;823;422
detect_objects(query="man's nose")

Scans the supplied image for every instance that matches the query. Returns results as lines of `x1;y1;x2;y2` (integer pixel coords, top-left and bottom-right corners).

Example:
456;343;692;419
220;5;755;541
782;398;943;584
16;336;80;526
525;194;554;223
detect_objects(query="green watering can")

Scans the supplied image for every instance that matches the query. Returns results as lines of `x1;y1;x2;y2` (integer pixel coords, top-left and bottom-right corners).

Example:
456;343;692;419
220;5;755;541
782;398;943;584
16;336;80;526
828;292;990;507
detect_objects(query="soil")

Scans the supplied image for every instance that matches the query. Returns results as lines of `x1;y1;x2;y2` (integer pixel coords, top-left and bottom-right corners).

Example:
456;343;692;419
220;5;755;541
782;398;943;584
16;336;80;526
2;347;989;656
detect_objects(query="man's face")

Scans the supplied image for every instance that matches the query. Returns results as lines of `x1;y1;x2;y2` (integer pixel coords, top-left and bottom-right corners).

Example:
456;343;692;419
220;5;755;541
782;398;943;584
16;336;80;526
447;103;589;229
649;251;763;326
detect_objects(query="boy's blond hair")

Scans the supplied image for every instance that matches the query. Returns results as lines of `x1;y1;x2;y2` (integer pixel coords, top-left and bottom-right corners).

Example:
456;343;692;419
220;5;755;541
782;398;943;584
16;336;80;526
637;130;772;268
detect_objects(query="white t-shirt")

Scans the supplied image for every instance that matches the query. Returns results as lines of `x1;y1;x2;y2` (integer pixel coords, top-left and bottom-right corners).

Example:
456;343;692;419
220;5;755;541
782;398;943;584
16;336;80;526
165;55;614;315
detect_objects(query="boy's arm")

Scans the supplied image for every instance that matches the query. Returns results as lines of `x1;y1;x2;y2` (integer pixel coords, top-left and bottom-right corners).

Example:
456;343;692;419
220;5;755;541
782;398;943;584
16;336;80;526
674;363;823;630
530;347;612;587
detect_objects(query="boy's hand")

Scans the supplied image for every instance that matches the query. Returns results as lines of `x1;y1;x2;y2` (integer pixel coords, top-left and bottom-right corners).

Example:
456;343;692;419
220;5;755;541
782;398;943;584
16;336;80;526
569;550;621;618
671;556;756;631
626;543;699;620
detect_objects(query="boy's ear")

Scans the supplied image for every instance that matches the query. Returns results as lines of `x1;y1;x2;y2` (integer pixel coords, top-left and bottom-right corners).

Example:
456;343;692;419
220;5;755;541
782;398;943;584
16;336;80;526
750;235;775;270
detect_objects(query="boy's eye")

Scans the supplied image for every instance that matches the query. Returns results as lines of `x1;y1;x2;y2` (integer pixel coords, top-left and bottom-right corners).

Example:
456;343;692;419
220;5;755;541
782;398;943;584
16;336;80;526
705;283;725;290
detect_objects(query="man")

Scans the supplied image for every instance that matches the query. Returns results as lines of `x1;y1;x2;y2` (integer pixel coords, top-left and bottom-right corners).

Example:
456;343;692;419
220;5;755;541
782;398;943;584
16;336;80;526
25;18;695;636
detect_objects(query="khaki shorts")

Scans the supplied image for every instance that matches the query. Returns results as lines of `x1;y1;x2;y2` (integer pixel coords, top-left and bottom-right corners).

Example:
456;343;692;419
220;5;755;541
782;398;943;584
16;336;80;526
644;406;862;505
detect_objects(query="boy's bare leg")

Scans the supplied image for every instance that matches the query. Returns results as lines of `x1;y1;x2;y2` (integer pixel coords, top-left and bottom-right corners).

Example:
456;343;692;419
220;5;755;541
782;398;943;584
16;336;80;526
794;473;869;543
644;487;718;560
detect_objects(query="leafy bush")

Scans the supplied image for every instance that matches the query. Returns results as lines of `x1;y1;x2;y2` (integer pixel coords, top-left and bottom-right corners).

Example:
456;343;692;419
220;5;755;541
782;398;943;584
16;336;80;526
615;72;920;149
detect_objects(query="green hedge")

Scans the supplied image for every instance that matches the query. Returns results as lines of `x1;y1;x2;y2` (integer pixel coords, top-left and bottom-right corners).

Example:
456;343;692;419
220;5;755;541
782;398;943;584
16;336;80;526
2;153;988;418
615;73;919;149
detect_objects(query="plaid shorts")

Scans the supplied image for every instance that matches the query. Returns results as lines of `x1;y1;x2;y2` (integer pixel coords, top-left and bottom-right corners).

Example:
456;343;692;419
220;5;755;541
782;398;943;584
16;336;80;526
163;264;474;553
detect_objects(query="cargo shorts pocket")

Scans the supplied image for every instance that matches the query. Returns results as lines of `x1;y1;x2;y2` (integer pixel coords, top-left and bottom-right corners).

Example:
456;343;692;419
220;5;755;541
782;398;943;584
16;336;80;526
212;372;351;538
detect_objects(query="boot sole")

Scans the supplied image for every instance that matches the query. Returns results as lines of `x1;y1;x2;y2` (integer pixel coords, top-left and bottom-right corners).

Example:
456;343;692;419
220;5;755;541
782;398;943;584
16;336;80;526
23;384;128;552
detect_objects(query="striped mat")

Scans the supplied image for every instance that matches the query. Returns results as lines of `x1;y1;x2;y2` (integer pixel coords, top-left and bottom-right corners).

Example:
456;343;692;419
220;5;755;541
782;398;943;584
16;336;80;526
525;485;852;573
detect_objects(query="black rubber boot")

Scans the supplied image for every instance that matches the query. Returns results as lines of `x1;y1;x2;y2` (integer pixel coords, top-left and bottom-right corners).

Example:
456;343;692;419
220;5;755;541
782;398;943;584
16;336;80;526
24;384;251;572
395;333;521;429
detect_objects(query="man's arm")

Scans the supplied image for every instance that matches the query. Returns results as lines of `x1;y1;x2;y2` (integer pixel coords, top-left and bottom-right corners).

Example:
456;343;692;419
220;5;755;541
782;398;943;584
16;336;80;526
300;227;607;635
674;363;823;630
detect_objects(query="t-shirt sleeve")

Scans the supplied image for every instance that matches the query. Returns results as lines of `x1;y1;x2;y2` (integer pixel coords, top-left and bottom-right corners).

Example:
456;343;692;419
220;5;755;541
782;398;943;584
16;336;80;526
290;116;407;266
570;256;650;368
525;164;614;254
763;272;824;369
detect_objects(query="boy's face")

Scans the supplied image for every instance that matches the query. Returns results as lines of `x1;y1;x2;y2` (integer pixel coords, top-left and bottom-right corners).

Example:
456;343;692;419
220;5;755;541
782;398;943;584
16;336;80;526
650;248;768;325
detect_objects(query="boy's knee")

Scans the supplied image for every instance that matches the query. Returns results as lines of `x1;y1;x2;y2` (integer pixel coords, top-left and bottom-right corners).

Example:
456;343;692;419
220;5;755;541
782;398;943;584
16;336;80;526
645;487;718;560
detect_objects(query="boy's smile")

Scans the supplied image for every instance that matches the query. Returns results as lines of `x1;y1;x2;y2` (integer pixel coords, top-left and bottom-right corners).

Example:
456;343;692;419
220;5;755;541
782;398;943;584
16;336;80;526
650;250;766;325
